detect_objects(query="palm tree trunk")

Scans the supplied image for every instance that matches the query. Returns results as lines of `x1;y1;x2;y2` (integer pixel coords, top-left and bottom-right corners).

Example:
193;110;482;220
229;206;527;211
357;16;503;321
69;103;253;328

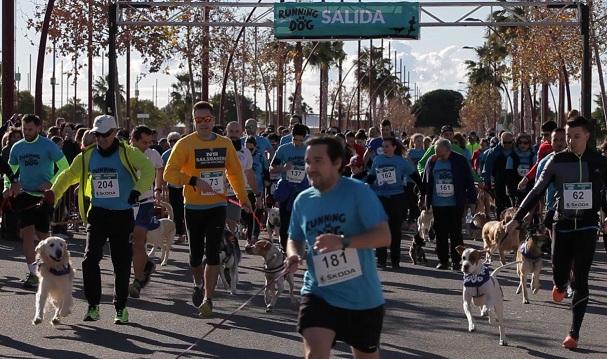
321;63;329;129
232;72;242;123
513;87;519;133
34;0;55;117
558;71;565;126
541;83;549;123
293;43;303;116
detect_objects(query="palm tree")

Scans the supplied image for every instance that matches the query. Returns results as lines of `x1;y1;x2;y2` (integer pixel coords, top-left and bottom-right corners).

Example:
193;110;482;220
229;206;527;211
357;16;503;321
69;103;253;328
357;46;398;124
303;41;346;128
92;75;125;113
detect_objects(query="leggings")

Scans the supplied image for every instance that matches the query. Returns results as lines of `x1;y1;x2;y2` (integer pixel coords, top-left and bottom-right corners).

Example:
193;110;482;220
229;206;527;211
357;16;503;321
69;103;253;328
552;227;597;339
377;193;406;266
185;206;226;266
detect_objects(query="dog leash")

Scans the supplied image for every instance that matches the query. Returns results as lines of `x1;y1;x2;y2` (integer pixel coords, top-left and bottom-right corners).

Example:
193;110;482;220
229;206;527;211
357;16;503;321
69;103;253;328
174;268;289;359
206;189;264;229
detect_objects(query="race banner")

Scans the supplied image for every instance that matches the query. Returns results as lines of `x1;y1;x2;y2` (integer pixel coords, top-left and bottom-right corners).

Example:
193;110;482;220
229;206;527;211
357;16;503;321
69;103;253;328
274;2;420;40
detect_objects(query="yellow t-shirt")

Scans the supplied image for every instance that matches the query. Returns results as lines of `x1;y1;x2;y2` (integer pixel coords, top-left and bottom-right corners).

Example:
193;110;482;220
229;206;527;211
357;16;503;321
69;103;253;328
163;132;248;209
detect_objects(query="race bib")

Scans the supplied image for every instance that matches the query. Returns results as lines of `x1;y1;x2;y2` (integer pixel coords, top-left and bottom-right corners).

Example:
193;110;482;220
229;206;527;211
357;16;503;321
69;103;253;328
376;167;397;186
92;173;119;198
517;164;530;177
436;183;454;197
287;165;306;183
563;182;592;209
313;248;362;287
200;171;225;195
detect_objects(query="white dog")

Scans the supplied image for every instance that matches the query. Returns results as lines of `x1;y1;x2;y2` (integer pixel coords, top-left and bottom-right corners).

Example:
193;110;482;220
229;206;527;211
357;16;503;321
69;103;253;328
33;237;75;326
417;207;434;241
245;240;296;312
146;201;176;266
266;207;281;243
456;245;519;346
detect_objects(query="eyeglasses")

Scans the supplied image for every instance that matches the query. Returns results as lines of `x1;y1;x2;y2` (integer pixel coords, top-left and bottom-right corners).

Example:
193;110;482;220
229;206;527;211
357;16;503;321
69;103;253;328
195;116;214;123
94;130;114;138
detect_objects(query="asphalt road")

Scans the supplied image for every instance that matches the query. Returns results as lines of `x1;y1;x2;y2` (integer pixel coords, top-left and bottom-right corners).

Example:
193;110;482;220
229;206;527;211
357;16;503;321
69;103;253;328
1;229;606;359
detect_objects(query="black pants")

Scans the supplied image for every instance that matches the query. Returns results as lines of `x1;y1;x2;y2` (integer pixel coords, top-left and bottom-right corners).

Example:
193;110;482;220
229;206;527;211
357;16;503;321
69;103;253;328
279;201;292;251
552;227;597;339
242;192;261;241
185;206;226;266
494;183;511;219
377;193;406;266
405;183;419;223
83;207;134;310
433;206;464;265
168;186;185;236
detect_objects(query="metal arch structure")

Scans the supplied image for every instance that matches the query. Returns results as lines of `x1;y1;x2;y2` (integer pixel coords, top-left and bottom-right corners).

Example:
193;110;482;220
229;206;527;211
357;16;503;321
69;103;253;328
110;1;591;129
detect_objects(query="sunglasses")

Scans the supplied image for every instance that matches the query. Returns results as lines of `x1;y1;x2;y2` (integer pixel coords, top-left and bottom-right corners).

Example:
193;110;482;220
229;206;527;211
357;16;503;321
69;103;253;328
94;130;114;138
195;116;214;123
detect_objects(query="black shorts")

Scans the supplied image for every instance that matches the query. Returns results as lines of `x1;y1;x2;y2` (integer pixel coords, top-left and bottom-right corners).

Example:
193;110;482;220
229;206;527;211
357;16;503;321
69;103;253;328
12;192;51;233
185;206;226;266
297;294;384;354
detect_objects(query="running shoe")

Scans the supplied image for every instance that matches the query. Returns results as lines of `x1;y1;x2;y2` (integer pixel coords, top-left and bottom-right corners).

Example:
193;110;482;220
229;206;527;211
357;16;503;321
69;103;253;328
114;308;129;325
562;335;578;349
436;262;450;270
192;286;204;308
22;272;39;289
129;279;142;298
198;298;213;318
552;285;566;303
83;305;100;321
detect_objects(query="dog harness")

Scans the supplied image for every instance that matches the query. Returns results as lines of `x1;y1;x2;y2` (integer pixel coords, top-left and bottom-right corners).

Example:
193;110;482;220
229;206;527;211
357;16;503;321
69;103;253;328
37;260;71;276
264;251;286;274
518;242;541;260
464;265;491;288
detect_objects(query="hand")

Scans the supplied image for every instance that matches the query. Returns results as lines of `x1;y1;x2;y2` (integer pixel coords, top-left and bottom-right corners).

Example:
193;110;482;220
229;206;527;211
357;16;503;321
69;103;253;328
418;198;426;210
254;195;264;209
2;188;10;199
154;189;162;204
517;177;529;191
9;182;21;197
314;233;342;254
195;177;214;194
284;254;302;274
38;181;52;191
42;189;55;205
504;219;519;234
283;162;293;172
241;201;253;213
127;190;141;205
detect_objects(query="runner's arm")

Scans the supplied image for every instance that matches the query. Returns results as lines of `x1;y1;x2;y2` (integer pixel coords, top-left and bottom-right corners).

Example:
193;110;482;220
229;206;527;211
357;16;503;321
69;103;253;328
514;156;555;222
50;156;69;184
225;144;250;206
131;149;155;194
163;141;191;186
245;168;258;195
51;153;82;203
3;163;19;189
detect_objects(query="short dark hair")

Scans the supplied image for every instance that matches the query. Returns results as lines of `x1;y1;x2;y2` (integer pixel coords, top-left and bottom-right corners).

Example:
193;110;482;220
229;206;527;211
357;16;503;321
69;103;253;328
345;131;355;139
21;114;42;126
292;123;307;137
354;131;367;140
380;119;391;128
267;133;280;143
566;116;591;132
131;125;154;141
541;120;558;133
245;135;257;145
305;135;345;169
193;101;214;113
553;127;565;134
290;114;302;124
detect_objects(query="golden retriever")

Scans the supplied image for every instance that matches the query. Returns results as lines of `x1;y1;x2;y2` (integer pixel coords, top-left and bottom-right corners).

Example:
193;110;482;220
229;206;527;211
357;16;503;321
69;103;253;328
482;207;521;265
33;237;74;325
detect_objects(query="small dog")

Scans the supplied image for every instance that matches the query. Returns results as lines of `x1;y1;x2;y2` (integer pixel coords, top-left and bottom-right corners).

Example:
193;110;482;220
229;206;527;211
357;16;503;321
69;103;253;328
457;245;516;346
469;212;489;241
516;225;548;304
417;207;434;241
266;207;281;243
409;233;427;265
245;239;296;312
482;208;521;265
219;229;242;294
146;201;176;266
33;237;75;326
475;187;495;218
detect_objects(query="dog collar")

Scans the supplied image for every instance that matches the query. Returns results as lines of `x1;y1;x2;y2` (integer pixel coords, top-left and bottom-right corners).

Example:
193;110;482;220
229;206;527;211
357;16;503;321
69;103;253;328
264;251;286;274
519;243;541;260
463;265;491;288
49;264;72;276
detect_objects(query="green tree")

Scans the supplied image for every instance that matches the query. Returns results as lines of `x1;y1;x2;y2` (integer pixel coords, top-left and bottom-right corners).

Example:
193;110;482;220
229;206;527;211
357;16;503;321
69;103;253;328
210;92;256;123
56;99;87;124
131;99;174;131
15;91;35;115
412;89;464;130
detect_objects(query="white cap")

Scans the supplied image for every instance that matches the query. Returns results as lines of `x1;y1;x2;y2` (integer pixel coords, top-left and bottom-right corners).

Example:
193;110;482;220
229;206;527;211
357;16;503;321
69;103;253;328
91;115;117;134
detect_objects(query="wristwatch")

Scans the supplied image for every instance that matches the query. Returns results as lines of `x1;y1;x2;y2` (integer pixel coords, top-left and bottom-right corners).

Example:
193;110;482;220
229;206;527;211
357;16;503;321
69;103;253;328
340;234;351;250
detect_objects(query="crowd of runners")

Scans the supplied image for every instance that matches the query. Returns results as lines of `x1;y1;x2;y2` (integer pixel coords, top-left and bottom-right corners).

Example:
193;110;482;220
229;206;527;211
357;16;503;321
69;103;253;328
1;103;606;356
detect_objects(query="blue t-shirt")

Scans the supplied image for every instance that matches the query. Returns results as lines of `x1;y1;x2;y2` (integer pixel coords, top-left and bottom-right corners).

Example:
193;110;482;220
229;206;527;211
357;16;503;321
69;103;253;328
432;159;456;207
369;154;413;196
271;142;306;181
250;149;267;195
367;137;384;155
161;148;172;165
407;148;425;165
289;177;387;310
536;153;556;210
89;149;134;210
242;135;273;157
279;134;292;146
505;149;535;177
9;135;65;194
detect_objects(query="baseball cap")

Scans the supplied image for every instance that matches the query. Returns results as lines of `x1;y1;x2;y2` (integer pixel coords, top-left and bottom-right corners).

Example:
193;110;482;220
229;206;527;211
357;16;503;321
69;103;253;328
347;155;363;167
91;115;117;134
440;125;454;133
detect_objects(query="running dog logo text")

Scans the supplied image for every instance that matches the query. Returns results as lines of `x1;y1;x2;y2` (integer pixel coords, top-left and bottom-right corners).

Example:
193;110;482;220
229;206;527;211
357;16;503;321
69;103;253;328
276;8;319;31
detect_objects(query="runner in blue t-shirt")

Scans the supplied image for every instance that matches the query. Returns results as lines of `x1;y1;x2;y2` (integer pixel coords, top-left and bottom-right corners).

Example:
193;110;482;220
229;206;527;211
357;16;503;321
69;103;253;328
285;136;389;358
243;119;274;160
5;114;69;288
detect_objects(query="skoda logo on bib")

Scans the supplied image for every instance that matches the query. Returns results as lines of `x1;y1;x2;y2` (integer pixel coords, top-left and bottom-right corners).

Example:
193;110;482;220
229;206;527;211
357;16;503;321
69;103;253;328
376;166;396;186
201;171;225;195
92;172;119;198
287;165;306;183
563;182;592;209
313;248;362;287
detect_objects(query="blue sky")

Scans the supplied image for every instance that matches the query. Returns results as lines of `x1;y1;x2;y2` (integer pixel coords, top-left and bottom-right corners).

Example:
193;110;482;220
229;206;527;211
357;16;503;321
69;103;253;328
3;1;596;117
